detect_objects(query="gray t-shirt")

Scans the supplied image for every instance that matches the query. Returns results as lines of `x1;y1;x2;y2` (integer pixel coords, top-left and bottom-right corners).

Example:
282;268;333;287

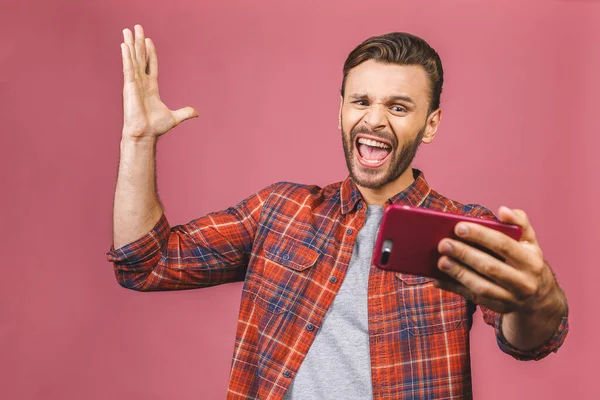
283;205;384;400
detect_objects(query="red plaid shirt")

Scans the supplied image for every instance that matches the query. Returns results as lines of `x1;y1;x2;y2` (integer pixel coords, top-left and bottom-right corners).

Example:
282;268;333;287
107;169;568;399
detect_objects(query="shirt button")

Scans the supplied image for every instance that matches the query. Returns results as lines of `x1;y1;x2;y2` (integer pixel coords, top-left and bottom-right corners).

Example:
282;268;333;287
282;253;289;260
283;370;292;378
346;229;353;235
357;203;363;210
329;276;338;284
306;323;315;331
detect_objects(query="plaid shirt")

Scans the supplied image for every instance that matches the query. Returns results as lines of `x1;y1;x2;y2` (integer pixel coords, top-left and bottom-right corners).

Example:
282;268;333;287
107;169;568;399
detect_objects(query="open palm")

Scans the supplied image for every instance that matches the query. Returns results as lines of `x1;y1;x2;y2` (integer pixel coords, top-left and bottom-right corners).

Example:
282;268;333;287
120;25;198;140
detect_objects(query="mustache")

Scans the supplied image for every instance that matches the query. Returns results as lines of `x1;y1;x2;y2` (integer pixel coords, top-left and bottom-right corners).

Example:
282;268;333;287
350;126;396;147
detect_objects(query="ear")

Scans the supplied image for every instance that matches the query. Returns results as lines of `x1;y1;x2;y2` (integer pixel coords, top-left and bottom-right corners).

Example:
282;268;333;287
421;108;442;144
338;95;343;130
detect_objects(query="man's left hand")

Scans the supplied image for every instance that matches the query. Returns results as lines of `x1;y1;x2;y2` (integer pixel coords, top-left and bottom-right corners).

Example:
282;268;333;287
434;206;564;316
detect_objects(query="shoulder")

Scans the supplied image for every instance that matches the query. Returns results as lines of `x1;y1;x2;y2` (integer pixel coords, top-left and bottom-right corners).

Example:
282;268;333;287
264;181;341;201
424;188;498;221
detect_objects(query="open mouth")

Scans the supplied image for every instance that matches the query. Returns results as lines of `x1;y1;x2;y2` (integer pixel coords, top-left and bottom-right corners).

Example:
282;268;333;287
355;135;392;168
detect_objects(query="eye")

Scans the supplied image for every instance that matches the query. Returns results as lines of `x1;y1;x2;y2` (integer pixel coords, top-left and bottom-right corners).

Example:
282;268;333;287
353;100;369;107
391;105;407;113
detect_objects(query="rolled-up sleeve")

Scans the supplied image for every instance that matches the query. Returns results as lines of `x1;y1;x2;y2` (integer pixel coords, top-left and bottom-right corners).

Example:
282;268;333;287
106;183;278;291
482;307;569;361
107;212;170;266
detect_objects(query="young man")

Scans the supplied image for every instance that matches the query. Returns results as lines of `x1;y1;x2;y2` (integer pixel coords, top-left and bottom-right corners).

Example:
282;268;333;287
108;25;569;399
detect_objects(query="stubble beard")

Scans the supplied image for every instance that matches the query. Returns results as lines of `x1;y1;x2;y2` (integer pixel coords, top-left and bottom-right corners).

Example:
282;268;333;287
342;122;426;190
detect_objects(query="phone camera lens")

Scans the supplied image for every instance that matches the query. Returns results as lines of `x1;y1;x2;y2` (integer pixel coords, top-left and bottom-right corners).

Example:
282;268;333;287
380;239;393;265
381;250;391;265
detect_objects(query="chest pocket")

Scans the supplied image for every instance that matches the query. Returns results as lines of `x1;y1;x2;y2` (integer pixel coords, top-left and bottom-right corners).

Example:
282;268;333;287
396;273;467;336
252;235;321;314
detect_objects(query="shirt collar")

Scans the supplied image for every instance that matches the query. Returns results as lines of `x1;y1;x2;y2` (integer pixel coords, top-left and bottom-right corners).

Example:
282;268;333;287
340;168;432;215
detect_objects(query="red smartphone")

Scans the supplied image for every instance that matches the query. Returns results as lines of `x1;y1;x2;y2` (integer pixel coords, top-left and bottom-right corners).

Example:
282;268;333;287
372;205;523;280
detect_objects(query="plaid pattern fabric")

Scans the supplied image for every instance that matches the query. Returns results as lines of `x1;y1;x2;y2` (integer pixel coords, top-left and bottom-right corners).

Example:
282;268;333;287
107;169;568;399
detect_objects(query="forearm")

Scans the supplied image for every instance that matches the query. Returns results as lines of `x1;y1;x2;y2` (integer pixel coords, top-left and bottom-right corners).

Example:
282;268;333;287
112;136;163;249
501;285;568;351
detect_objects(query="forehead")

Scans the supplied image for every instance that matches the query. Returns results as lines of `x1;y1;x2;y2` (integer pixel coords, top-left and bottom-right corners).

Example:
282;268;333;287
345;60;430;104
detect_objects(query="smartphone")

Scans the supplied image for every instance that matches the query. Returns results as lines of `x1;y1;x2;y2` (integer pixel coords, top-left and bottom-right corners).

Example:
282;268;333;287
372;204;523;280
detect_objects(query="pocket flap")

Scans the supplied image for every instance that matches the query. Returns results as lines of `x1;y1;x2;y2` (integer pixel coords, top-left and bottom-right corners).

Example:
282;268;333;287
264;236;320;271
395;272;436;285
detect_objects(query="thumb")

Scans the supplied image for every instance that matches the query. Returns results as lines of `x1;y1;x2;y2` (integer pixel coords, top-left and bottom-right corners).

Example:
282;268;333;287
498;206;537;244
172;106;199;125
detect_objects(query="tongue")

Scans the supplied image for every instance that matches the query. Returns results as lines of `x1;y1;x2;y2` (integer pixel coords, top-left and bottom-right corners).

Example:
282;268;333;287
358;143;391;161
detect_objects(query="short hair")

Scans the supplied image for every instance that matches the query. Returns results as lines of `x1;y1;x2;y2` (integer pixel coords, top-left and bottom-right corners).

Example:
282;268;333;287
341;32;444;114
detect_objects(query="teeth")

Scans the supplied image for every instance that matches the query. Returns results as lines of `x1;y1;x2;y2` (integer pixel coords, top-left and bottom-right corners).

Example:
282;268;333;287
357;138;391;149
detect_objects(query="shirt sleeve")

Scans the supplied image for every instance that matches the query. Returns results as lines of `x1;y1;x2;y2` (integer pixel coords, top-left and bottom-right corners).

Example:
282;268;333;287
481;306;569;361
464;204;569;360
106;183;278;291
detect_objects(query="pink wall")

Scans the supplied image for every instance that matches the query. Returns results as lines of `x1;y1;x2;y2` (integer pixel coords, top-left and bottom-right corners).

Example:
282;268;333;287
1;0;597;398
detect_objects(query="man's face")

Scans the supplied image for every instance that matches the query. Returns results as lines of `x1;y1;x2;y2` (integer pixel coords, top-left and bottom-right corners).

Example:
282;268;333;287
340;60;438;190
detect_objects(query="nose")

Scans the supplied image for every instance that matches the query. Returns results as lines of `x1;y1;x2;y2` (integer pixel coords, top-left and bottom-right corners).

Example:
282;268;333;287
362;105;388;131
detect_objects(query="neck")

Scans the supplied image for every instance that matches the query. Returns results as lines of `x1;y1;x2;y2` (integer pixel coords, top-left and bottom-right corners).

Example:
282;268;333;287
356;166;415;206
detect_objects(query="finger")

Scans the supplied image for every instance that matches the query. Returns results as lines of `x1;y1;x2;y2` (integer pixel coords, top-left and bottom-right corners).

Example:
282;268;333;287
134;25;147;74
145;38;158;78
438;238;532;293
172;107;199;125
437;255;516;304
498;206;537;244
121;43;134;84
451;221;531;267
122;28;139;75
433;278;514;314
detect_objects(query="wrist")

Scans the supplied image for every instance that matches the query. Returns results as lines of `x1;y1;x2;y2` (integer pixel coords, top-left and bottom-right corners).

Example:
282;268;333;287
120;135;157;147
540;286;568;319
513;284;567;322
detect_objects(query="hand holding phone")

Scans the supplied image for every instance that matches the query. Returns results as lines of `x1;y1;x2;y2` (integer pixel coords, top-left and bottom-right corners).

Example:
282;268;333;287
372;205;522;280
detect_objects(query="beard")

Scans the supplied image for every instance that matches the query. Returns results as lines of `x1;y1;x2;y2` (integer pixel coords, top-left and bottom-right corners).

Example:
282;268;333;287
341;121;425;190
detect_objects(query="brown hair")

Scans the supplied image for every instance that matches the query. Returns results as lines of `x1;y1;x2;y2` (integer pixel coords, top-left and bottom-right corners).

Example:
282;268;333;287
341;32;444;114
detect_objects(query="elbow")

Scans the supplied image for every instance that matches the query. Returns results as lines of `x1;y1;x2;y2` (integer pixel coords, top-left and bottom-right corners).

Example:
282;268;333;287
114;268;155;292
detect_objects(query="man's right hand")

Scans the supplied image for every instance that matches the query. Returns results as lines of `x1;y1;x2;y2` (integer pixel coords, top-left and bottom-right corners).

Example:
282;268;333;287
120;24;198;142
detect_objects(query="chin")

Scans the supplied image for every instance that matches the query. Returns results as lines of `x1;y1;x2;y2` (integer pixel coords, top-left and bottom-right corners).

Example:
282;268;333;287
351;166;390;189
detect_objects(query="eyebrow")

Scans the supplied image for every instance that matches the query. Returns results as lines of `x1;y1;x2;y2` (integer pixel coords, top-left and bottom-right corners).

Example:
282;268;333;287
348;93;416;105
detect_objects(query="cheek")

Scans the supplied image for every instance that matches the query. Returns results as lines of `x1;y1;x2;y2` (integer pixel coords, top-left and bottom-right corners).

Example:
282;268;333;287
341;109;362;134
390;119;420;142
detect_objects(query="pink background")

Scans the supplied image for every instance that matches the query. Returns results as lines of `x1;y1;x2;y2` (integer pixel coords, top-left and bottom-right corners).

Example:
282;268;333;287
1;0;598;398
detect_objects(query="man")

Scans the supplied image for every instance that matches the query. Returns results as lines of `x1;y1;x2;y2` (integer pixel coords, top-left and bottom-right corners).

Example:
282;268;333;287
108;25;569;399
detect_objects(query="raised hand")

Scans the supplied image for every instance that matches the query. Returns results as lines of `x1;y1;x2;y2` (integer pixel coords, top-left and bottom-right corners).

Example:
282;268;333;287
120;24;198;141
